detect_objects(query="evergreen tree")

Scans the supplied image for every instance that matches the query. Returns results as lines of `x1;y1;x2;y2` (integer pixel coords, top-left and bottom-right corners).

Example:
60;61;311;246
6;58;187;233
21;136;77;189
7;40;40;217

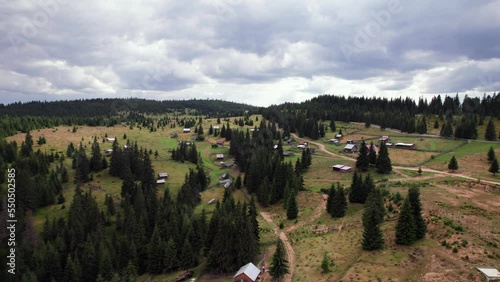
75;145;91;183
487;146;496;162
448;155;458;172
440;121;454;137
321;252;330;273
90;138;103;172
248;197;260;242
257;178;271;207
286;192;298;220
326;185;335;215
368;142;377;165
395;197;416;245
485;118;497;140
330;184;347;218
64;256;81;282
329;119;336;132
408;186;427;240
348;171;363;203
269;240;289;280
433;119;439;129
164;238;178;272
356;140;369;171
362;203;384;250
375;142;392;174
489;158;499;176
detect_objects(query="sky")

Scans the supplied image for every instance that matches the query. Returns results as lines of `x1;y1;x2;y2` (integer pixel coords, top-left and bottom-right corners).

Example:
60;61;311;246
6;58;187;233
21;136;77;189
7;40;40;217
1;0;500;107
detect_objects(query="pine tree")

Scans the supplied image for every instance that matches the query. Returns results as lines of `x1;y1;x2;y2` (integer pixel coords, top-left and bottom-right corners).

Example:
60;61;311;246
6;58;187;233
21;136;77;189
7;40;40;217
440;121;454;137
487;146;496;162
164;238;178;272
286;192;299;220
329;119;336;132
326;185;335;215
489;158;499;176
330;184;347;218
375;142;392;174
321;252;331;273
90;138;103;172
433;119;439;129
248;197;260;242
368;142;377;165
269;240;289;280
395;197;416;245
408;186;427;240
485;118;497;140
362;189;384;250
356;140;369;171
448;155;458;172
348;171;363;203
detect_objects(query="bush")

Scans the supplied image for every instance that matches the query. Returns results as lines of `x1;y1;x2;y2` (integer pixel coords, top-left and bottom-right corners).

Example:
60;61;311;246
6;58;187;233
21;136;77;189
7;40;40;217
452;247;458;253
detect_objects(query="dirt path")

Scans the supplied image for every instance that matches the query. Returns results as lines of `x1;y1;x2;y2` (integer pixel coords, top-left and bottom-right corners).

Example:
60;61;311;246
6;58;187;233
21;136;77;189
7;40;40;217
293;133;500;186
259;193;328;282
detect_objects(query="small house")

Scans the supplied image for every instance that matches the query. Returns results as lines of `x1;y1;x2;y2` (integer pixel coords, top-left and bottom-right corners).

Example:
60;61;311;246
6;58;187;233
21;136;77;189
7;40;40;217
335;134;343;139
106;137;115;143
123;145;130;149
344;144;357;153
328;138;339;144
105;149;113;155
395;143;415;149
213;125;220;130
224;182;232;189
208;198;218;205
379;136;390;143
283;151;295;157
183;128;191;133
220;179;231;185
234;262;261;282
297;144;307;149
217;140;224;146
158;172;169;179
332;164;352;173
216;154;224;160
332;164;345;171
476;267;500;282
156;179;166;185
346;140;356;144
273;144;278;149
220;173;229;180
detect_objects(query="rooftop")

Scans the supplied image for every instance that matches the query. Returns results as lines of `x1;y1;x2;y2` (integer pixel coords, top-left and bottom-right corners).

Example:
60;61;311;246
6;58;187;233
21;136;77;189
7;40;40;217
234;262;260;281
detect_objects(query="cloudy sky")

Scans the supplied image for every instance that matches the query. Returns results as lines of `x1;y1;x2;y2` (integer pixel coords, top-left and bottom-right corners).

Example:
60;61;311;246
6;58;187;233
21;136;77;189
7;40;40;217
1;0;499;106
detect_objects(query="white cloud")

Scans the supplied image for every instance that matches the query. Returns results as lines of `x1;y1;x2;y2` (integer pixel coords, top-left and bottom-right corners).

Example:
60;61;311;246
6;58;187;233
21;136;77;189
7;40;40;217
1;0;499;106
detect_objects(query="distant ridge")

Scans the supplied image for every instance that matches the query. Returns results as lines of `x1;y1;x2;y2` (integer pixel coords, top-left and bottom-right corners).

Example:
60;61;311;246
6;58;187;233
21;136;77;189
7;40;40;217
0;98;260;117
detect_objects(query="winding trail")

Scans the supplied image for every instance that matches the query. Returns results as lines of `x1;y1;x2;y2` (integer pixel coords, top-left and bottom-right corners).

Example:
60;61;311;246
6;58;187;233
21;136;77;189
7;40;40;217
292;133;500;186
259;194;327;282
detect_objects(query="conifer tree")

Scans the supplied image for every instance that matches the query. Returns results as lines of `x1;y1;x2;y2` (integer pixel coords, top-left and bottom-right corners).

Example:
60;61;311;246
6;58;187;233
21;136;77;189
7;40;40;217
269;240;289;280
395;197;416;245
330;119;336;132
485;118;497;140
487;146;496;162
180;238;196;269
90;138;103;172
433;119;439;129
368;141;377;165
348;171;363;203
257;178;271;207
286;192;299;220
248;197;260;242
330;183;347;218
360;174;375;204
321;252;331;273
376;142;392;174
448;155;458;172
362;189;384;250
356;140;369;171
408;186;426;240
164;238;178;272
326;184;335;215
440;121;454;137
489;158;499;176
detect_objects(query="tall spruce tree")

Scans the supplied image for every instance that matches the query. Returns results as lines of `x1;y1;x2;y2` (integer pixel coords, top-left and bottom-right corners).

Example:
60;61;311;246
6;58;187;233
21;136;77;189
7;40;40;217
489;158;499;176
348;171;363;203
368;142;377;165
330;183;347;218
90;138;103;172
375;142;392;174
485;118;497;141
395;197;416;245
487;146;496;162
326;184;335;215
362;189;384;250
286;192;299;220
408;186;427;240
448;155;458;172
269;239;289;280
356;140;369;171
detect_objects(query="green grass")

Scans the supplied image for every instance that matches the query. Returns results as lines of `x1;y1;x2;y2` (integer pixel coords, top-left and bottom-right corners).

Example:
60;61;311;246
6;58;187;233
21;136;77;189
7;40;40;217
427;141;500;163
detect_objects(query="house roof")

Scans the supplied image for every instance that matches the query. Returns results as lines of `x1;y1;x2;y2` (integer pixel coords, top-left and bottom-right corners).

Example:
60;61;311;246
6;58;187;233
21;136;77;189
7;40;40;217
216;154;224;159
476;267;500;279
234;262;260;281
332;164;344;169
156;179;166;184
344;144;356;150
395;143;414;147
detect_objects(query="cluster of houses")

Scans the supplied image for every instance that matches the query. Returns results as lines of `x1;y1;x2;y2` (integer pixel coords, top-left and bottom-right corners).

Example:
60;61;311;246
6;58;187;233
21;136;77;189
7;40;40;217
219;173;232;189
338;135;415;153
